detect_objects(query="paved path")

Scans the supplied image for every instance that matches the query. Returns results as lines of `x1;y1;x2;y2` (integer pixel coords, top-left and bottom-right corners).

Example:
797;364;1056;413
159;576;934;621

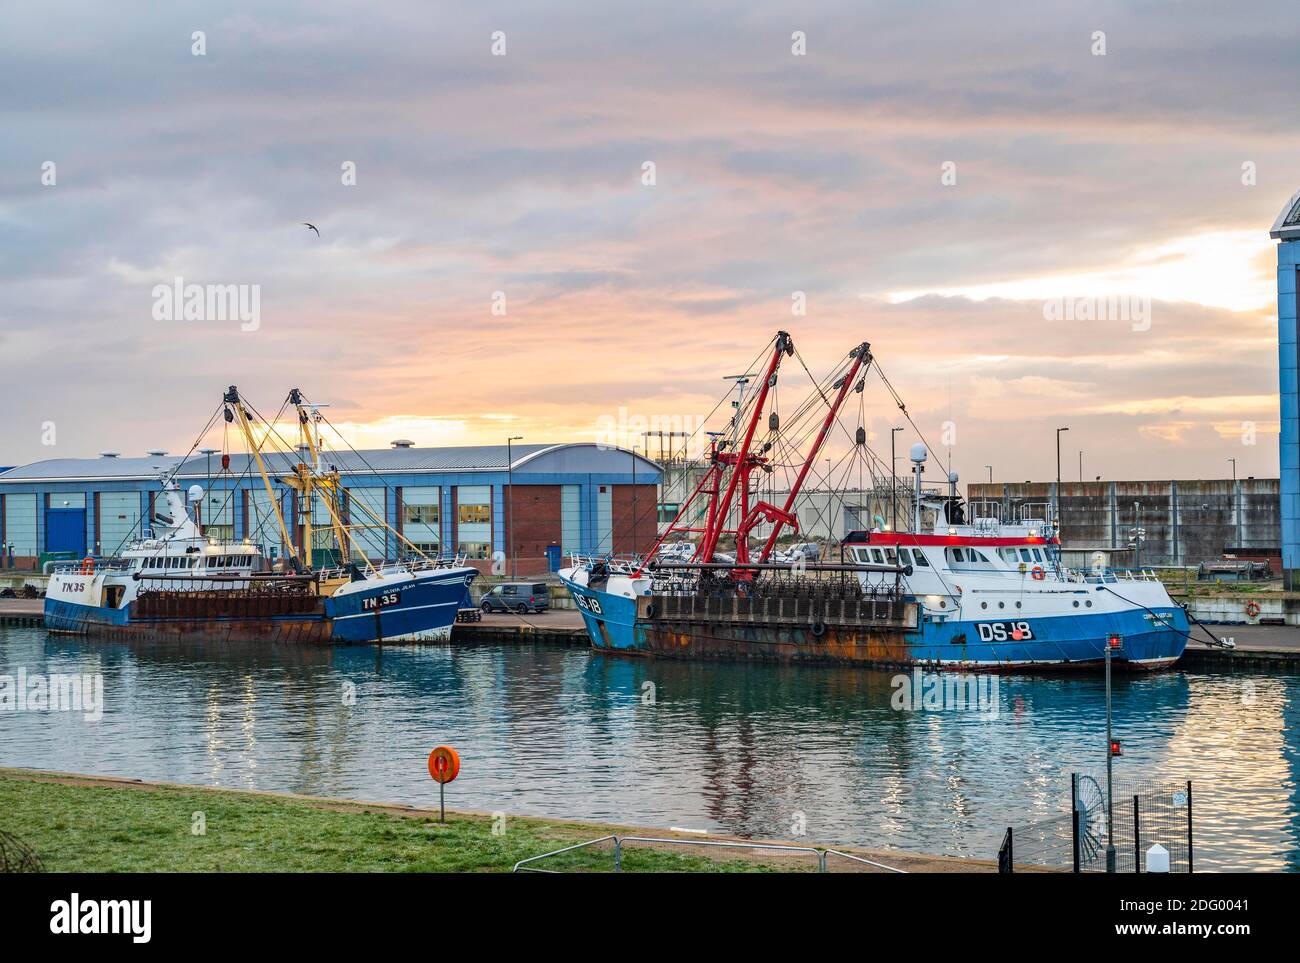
1186;622;1300;654
470;609;584;630
0;599;42;614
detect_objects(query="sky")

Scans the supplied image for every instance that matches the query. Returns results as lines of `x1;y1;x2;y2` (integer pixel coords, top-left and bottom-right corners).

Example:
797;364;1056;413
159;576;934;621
2;0;1297;484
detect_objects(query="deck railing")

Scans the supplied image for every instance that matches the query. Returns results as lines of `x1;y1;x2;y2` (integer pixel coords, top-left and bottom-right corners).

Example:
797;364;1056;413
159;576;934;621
315;554;469;582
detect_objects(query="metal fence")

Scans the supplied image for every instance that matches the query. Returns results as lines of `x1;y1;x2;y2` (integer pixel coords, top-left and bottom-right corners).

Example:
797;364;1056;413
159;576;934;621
998;773;1193;873
513;835;906;873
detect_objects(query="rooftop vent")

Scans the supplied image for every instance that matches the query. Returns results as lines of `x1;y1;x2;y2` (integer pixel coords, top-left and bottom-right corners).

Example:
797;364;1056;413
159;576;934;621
146;449;168;457
99;451;120;459
391;439;415;448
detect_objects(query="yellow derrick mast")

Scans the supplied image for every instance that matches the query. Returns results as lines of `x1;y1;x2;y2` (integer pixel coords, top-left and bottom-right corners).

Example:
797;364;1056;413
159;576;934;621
221;386;437;581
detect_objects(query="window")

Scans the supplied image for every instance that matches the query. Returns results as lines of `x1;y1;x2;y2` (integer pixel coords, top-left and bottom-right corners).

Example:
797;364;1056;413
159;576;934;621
1032;549;1044;562
871;548;884;564
403;503;439;526
458;542;490;560
458;504;489;524
1019;549;1032;562
884;548;898;565
953;548;965;562
912;550;930;567
897;548;912;564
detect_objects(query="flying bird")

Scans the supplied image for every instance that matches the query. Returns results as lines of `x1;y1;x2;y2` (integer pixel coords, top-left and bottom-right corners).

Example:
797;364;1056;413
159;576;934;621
302;222;320;237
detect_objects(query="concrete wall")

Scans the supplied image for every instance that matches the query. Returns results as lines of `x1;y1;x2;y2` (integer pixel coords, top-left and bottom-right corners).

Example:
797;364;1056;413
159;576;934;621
967;479;1280;567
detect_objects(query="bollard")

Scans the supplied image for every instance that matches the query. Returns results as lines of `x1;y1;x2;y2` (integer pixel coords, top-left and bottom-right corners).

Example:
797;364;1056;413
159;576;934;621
1145;843;1170;873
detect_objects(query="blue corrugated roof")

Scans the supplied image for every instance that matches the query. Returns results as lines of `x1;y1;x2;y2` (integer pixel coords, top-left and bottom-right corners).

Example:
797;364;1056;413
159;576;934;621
0;443;658;482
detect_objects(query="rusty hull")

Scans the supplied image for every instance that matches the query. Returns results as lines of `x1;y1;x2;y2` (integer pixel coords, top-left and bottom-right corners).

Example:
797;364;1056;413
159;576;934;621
629;620;917;666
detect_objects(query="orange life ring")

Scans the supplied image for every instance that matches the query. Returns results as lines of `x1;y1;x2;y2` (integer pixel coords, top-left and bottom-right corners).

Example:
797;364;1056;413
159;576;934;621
80;556;94;575
1030;565;1045;581
427;745;461;784
1245;600;1261;618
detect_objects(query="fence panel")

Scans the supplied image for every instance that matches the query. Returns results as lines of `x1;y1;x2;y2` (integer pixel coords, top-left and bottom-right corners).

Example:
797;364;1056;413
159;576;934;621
513;836;906;873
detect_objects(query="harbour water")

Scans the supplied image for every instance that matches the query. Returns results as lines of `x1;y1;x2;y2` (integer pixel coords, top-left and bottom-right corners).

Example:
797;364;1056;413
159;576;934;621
1;625;1297;871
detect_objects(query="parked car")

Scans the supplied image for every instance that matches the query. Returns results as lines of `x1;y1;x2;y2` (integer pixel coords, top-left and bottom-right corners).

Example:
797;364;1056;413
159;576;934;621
481;582;550;614
656;541;696;562
774;542;821;565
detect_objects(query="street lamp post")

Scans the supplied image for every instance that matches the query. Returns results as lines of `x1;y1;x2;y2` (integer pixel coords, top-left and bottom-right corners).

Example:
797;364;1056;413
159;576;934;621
506;436;523;578
1055;427;1070;528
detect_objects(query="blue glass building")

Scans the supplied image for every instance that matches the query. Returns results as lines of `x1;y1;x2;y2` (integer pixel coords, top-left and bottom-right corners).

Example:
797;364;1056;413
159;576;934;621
1273;189;1300;589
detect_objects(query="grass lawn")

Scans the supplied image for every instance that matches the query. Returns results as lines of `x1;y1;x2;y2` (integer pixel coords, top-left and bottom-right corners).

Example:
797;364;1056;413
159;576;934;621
0;770;810;873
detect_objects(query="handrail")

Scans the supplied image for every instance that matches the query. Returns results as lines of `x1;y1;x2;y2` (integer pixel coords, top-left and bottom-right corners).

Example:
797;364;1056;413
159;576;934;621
512;835;619;873
315;554;470;582
511;834;907;873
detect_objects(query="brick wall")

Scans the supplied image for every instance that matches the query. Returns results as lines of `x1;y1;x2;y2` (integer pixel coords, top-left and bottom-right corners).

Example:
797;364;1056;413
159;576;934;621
612;483;660;555
505;484;562;573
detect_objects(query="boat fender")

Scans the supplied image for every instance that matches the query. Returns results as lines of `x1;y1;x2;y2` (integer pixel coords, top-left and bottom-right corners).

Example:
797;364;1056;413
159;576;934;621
810;620;827;637
1030;565;1045;581
1245;600;1261;618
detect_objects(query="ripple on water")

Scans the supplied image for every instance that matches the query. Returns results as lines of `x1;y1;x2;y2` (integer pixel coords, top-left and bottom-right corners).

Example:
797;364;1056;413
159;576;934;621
1;627;1297;870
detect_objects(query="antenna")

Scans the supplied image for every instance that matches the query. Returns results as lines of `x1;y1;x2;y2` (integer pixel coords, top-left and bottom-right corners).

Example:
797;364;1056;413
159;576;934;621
722;373;759;447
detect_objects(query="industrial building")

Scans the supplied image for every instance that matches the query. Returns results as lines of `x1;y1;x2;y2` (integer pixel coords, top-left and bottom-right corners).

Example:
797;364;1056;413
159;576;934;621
0;443;660;575
967;478;1280;569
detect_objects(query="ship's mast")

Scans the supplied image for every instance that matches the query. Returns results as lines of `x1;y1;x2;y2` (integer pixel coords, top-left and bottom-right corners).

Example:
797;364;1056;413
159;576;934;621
696;331;792;562
223;386;300;565
754;342;871;562
635;335;871;576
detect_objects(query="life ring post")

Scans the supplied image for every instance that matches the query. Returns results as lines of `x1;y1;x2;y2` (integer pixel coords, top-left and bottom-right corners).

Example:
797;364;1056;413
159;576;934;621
427;745;461;822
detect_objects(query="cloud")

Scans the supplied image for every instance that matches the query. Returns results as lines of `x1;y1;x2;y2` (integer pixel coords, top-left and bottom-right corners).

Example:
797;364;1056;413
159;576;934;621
0;1;1293;483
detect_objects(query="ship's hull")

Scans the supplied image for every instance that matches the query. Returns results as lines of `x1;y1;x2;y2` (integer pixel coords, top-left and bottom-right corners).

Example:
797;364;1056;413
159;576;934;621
43;596;334;643
562;577;1188;670
45;568;475;645
324;569;474;643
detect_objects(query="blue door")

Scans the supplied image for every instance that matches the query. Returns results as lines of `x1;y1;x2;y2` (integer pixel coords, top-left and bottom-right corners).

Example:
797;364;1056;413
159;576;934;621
46;508;87;556
546;544;562;572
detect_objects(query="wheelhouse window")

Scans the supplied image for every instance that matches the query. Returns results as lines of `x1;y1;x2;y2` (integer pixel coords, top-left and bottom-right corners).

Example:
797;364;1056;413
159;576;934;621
911;549;930;567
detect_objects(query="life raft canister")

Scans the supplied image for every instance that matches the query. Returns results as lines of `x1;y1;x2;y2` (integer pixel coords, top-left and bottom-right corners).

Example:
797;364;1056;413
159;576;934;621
1245;600;1261;618
80;556;94;575
1030;565;1046;581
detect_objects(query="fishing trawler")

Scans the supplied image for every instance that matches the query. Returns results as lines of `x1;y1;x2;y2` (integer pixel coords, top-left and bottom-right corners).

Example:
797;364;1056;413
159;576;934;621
44;387;477;643
559;331;1193;670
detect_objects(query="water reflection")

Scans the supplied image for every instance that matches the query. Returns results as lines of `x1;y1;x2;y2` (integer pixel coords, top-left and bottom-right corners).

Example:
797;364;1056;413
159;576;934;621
1;627;1295;870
